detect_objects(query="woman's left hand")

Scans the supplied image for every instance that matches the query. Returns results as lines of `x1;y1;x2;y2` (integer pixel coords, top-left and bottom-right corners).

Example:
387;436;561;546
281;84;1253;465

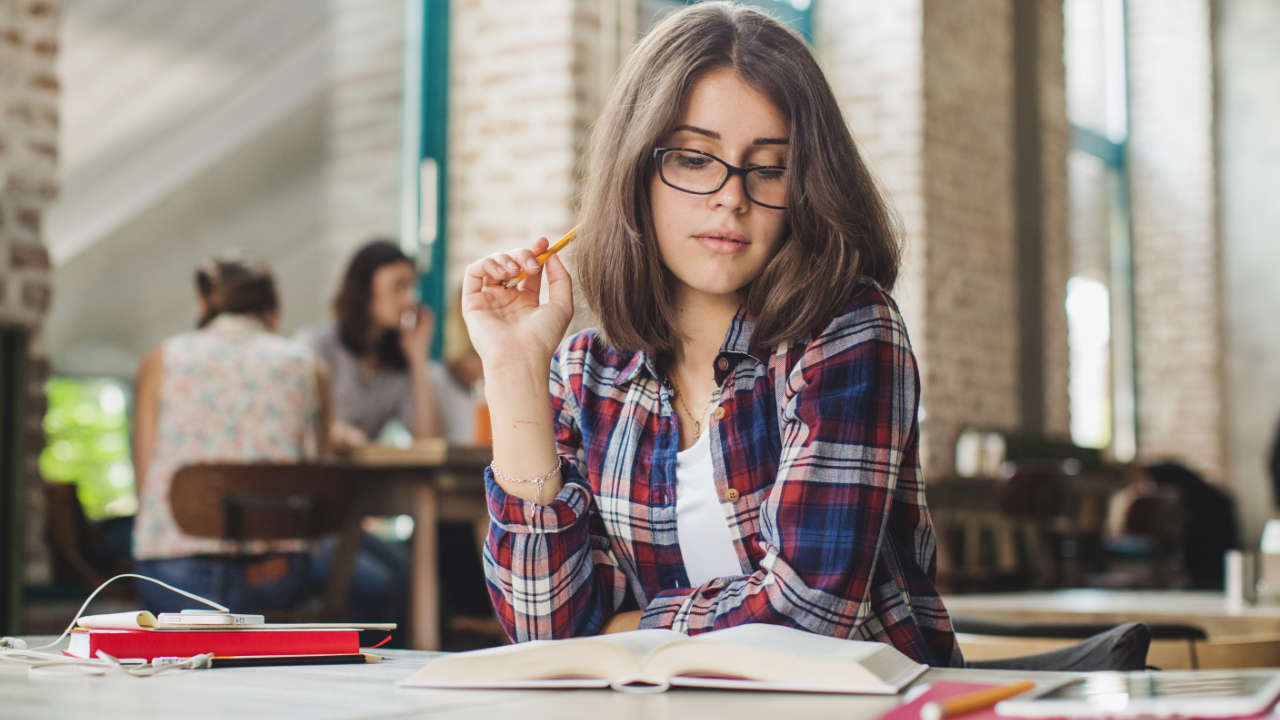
399;304;434;365
601;610;643;634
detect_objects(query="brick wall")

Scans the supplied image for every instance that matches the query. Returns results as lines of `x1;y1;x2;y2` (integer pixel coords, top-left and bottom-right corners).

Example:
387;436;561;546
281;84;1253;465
1126;0;1224;481
920;0;1020;474
0;0;59;584
819;0;1067;474
1038;2;1070;439
446;0;581;296
327;0;402;269
1218;0;1280;542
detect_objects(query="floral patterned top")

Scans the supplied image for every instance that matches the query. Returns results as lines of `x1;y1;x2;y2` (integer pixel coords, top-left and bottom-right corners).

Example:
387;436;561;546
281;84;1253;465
133;314;322;560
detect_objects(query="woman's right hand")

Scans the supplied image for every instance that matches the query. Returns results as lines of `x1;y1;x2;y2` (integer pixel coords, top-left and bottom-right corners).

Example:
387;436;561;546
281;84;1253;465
329;420;369;455
460;236;574;367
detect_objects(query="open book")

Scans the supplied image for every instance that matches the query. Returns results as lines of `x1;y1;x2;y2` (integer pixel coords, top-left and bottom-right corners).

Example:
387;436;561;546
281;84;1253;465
403;623;927;694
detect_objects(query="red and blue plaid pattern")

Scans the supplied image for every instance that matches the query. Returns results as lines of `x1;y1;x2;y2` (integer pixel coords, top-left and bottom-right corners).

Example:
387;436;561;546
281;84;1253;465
483;280;962;666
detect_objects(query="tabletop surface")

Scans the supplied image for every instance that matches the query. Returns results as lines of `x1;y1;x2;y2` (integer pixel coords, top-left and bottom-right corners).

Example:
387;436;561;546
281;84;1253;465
1;637;1073;720
945;589;1280;639
946;589;1280;616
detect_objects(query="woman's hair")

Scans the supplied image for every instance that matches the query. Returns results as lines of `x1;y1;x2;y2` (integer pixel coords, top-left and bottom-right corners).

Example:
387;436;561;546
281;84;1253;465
333;239;413;370
194;255;279;328
576;1;902;362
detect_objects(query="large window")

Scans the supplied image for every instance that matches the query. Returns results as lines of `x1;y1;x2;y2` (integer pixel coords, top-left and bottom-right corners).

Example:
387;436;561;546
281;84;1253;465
1064;0;1136;460
39;377;136;520
641;0;812;39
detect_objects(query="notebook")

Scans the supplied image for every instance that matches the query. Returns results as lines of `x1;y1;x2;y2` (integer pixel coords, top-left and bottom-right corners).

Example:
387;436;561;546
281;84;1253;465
65;627;361;661
403;623;927;694
877;682;1010;720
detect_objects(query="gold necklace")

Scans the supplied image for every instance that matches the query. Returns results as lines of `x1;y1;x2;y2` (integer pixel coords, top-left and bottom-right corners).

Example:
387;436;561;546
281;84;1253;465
671;378;716;440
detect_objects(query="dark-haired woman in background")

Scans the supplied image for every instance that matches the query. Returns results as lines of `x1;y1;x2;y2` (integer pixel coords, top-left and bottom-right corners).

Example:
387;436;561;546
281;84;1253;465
132;256;332;612
295;240;448;627
296;240;441;450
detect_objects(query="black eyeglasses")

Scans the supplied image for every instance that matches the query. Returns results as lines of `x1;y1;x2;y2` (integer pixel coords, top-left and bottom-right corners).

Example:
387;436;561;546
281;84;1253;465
653;147;788;210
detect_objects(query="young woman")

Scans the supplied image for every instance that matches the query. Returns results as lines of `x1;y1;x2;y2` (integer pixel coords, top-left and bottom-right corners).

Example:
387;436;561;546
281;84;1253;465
297;240;442;451
461;2;960;666
132;257;331;612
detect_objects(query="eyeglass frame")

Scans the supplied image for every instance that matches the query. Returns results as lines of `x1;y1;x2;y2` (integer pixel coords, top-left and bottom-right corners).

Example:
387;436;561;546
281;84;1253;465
652;147;788;210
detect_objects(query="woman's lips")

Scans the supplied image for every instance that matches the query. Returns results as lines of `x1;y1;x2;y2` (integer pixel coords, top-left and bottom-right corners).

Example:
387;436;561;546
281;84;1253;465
693;233;749;254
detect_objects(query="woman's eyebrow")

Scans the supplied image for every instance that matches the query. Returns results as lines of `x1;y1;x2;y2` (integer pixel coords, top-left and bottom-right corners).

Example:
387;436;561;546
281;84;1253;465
670;124;789;146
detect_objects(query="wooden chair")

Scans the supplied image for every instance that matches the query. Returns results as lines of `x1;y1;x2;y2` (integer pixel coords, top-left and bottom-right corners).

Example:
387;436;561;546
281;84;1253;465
169;463;364;620
43;481;114;589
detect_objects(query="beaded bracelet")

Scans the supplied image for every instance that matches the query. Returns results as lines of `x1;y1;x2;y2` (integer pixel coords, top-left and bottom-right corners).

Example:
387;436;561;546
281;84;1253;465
490;460;561;504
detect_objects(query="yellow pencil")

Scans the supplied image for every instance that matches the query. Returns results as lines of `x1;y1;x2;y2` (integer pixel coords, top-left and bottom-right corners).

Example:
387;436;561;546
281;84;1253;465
502;226;579;289
919;680;1036;720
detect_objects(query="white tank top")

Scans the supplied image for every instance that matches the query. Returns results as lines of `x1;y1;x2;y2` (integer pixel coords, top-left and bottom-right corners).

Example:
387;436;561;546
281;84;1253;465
675;428;742;586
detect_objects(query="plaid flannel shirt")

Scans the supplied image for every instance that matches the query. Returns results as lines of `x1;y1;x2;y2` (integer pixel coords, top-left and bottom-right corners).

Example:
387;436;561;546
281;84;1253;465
482;280;962;666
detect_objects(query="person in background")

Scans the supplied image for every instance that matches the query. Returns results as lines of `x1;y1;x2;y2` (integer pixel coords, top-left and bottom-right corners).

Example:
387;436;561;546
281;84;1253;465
1145;461;1241;589
132;256;332;612
296;240;442;450
296;240;446;627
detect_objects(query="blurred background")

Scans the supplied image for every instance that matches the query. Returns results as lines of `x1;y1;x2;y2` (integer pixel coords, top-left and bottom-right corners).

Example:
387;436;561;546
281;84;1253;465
2;0;1278;650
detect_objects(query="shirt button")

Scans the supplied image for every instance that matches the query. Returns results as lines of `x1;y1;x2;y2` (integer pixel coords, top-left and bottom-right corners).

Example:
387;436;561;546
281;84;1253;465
724;488;740;503
716;357;730;372
712;406;726;421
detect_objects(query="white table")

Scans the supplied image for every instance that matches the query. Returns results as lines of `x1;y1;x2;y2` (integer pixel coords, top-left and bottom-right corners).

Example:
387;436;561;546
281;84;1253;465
1;638;1074;720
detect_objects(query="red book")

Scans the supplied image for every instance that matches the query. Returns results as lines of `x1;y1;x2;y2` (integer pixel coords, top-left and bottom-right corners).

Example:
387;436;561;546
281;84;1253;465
66;627;360;661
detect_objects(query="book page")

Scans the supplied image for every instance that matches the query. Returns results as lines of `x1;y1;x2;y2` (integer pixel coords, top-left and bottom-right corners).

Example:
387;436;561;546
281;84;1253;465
640;624;925;694
402;630;685;689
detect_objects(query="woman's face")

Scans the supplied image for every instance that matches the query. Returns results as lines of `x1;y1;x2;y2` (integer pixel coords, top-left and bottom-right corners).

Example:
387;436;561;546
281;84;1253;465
369;260;418;329
649;66;789;303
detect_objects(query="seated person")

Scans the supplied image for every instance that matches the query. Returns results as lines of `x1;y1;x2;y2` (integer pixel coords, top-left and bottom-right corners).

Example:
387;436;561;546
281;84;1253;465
131;255;331;612
295;240;441;451
296;241;438;625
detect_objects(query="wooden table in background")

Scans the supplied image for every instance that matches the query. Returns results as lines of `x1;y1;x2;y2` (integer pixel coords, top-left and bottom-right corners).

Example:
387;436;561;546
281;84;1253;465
946;589;1280;668
347;439;492;650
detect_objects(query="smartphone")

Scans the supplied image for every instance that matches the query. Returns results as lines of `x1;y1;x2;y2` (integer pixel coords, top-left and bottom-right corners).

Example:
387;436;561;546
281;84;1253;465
157;609;265;626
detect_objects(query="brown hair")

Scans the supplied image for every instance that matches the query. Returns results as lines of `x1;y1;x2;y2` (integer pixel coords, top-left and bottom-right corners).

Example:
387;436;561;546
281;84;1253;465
194;255;279;329
576;2;901;363
332;239;413;371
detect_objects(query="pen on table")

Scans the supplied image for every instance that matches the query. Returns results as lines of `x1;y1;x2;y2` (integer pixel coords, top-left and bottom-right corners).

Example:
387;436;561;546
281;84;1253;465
502;226;579;289
919;680;1036;720
207;653;382;669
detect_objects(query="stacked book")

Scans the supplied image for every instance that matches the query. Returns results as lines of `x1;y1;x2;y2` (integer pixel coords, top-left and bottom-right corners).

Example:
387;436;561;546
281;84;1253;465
67;611;393;668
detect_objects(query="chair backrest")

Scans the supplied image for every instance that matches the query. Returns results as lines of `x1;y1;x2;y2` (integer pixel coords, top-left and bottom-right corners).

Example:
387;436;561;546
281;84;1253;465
170;463;357;542
42;481;105;586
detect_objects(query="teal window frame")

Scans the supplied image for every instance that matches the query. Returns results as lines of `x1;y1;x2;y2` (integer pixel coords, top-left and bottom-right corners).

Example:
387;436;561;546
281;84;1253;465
1065;0;1138;460
400;0;451;360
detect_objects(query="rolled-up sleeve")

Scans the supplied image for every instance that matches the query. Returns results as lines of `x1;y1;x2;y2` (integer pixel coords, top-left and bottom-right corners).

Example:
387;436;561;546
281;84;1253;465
482;348;629;641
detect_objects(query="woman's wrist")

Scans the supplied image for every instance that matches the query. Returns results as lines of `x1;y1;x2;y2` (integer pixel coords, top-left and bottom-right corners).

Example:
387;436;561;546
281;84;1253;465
490;459;562;504
481;353;553;387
